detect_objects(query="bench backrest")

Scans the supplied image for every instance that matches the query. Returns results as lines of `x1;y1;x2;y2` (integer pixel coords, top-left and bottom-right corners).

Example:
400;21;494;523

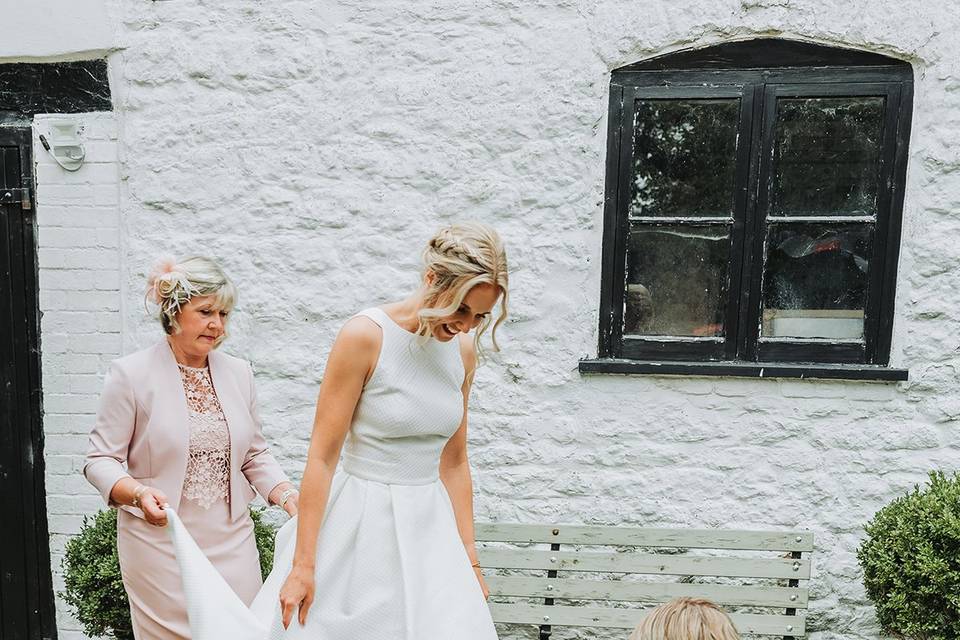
476;523;813;638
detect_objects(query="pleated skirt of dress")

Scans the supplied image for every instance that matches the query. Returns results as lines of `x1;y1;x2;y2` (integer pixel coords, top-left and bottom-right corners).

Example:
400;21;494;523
169;469;498;640
117;497;261;640
245;470;499;640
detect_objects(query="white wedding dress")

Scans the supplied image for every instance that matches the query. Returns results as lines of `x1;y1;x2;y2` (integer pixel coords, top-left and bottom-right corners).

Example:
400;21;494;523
167;308;499;639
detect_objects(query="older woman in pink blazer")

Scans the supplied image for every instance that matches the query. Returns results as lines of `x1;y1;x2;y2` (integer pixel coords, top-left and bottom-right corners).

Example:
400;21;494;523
84;256;298;640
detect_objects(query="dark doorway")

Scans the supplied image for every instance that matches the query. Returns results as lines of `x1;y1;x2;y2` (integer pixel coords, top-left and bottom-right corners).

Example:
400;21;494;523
1;127;57;640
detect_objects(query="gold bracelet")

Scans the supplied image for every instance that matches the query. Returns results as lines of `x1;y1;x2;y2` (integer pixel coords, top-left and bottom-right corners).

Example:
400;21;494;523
278;487;297;508
131;485;148;509
470;561;481;569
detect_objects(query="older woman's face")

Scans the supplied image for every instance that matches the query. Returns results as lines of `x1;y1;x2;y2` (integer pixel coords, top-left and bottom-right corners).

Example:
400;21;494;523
429;283;500;342
169;295;229;359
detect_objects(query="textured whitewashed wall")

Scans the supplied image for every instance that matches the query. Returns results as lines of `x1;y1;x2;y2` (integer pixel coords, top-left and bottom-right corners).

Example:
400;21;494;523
31;0;960;638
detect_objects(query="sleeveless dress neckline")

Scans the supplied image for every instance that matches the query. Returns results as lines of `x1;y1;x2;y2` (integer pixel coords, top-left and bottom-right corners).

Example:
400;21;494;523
372;306;423;337
168;307;498;640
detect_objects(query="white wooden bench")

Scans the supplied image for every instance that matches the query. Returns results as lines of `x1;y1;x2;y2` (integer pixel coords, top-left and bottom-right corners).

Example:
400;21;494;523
475;524;813;639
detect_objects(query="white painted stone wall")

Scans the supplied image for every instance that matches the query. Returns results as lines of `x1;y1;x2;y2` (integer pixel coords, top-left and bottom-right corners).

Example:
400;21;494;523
24;0;960;638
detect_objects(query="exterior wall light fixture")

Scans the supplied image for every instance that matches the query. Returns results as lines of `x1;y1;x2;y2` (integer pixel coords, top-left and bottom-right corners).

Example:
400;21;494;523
39;119;86;172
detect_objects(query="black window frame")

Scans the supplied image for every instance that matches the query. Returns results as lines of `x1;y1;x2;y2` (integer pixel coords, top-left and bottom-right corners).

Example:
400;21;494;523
586;39;913;381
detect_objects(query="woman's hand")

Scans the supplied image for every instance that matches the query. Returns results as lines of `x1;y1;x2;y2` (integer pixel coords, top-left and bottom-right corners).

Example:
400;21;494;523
473;566;490;600
279;565;315;629
138;487;169;527
269;483;300;518
282;491;299;517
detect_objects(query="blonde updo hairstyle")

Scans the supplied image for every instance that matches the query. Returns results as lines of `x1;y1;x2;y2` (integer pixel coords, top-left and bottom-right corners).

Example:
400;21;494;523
146;256;237;345
416;222;509;356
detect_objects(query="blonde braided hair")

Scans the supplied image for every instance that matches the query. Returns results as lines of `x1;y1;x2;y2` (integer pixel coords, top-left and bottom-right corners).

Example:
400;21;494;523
416;222;509;356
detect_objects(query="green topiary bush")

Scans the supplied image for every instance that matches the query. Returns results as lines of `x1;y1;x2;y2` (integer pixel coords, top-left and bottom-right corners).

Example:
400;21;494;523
62;507;279;640
61;509;133;640
857;470;960;640
249;507;277;581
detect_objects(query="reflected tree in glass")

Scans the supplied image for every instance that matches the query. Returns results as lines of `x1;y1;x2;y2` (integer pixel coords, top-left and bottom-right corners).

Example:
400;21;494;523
772;97;884;216
632;100;740;217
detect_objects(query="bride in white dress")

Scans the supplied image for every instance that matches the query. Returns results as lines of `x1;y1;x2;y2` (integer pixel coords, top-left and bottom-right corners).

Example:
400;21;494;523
167;222;508;639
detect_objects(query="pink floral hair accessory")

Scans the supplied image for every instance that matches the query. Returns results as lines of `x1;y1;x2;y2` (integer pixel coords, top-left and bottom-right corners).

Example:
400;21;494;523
146;256;196;314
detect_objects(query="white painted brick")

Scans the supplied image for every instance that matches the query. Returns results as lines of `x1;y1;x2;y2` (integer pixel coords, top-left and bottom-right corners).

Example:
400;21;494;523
93;184;119;206
43;374;72;394
45;455;80;475
36;184;97;205
96;312;122;333
38;248;116;270
44;413;92;430
779;379;849;398
44;477;93;500
36;205;118;229
41;333;70;353
46;495;103;518
40;268;120;291
41;290;120;312
95;227;120;248
39;269;117;292
846;383;901;402
66;333;121;356
43;413;94;435
36;162;119;186
42;312;100;334
68;373;111;394
37;227;101;249
45;351;102;374
76;116;119;141
92;268;121;290
44;393;100;414
43;432;93;456
84;140;120;163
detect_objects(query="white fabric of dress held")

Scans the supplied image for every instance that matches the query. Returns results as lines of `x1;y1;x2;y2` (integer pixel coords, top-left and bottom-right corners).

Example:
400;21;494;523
166;307;499;640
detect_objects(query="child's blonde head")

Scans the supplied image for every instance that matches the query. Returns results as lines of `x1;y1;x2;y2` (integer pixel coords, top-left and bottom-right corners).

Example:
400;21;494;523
629;598;740;640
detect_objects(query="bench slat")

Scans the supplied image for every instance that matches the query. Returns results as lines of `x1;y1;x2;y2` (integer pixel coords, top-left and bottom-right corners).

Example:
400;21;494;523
485;576;808;608
475;523;813;552
479;549;811;579
488;604;805;636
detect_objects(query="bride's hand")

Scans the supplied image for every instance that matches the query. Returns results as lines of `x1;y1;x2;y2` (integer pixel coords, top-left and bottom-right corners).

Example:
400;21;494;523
279;565;315;629
473;566;489;600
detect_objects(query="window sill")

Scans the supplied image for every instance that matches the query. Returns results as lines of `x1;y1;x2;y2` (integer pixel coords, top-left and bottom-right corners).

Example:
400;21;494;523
578;359;908;382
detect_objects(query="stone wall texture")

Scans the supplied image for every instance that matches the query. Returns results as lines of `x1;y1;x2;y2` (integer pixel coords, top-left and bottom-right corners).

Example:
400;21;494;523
33;0;960;637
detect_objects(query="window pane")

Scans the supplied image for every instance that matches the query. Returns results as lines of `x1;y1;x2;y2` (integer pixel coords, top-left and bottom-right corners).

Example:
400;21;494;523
631;99;740;217
762;224;872;339
771;97;884;216
625;225;730;337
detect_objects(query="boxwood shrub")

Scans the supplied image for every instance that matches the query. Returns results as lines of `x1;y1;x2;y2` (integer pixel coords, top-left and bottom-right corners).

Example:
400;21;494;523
61;508;278;640
858;471;960;640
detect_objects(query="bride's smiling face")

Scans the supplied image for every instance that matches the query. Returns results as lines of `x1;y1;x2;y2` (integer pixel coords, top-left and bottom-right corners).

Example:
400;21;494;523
427;283;500;342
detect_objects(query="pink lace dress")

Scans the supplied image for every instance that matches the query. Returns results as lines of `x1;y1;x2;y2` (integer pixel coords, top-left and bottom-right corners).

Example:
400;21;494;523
117;364;262;640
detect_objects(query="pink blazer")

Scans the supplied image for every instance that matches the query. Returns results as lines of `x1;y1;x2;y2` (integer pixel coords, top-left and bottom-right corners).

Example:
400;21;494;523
84;340;289;522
